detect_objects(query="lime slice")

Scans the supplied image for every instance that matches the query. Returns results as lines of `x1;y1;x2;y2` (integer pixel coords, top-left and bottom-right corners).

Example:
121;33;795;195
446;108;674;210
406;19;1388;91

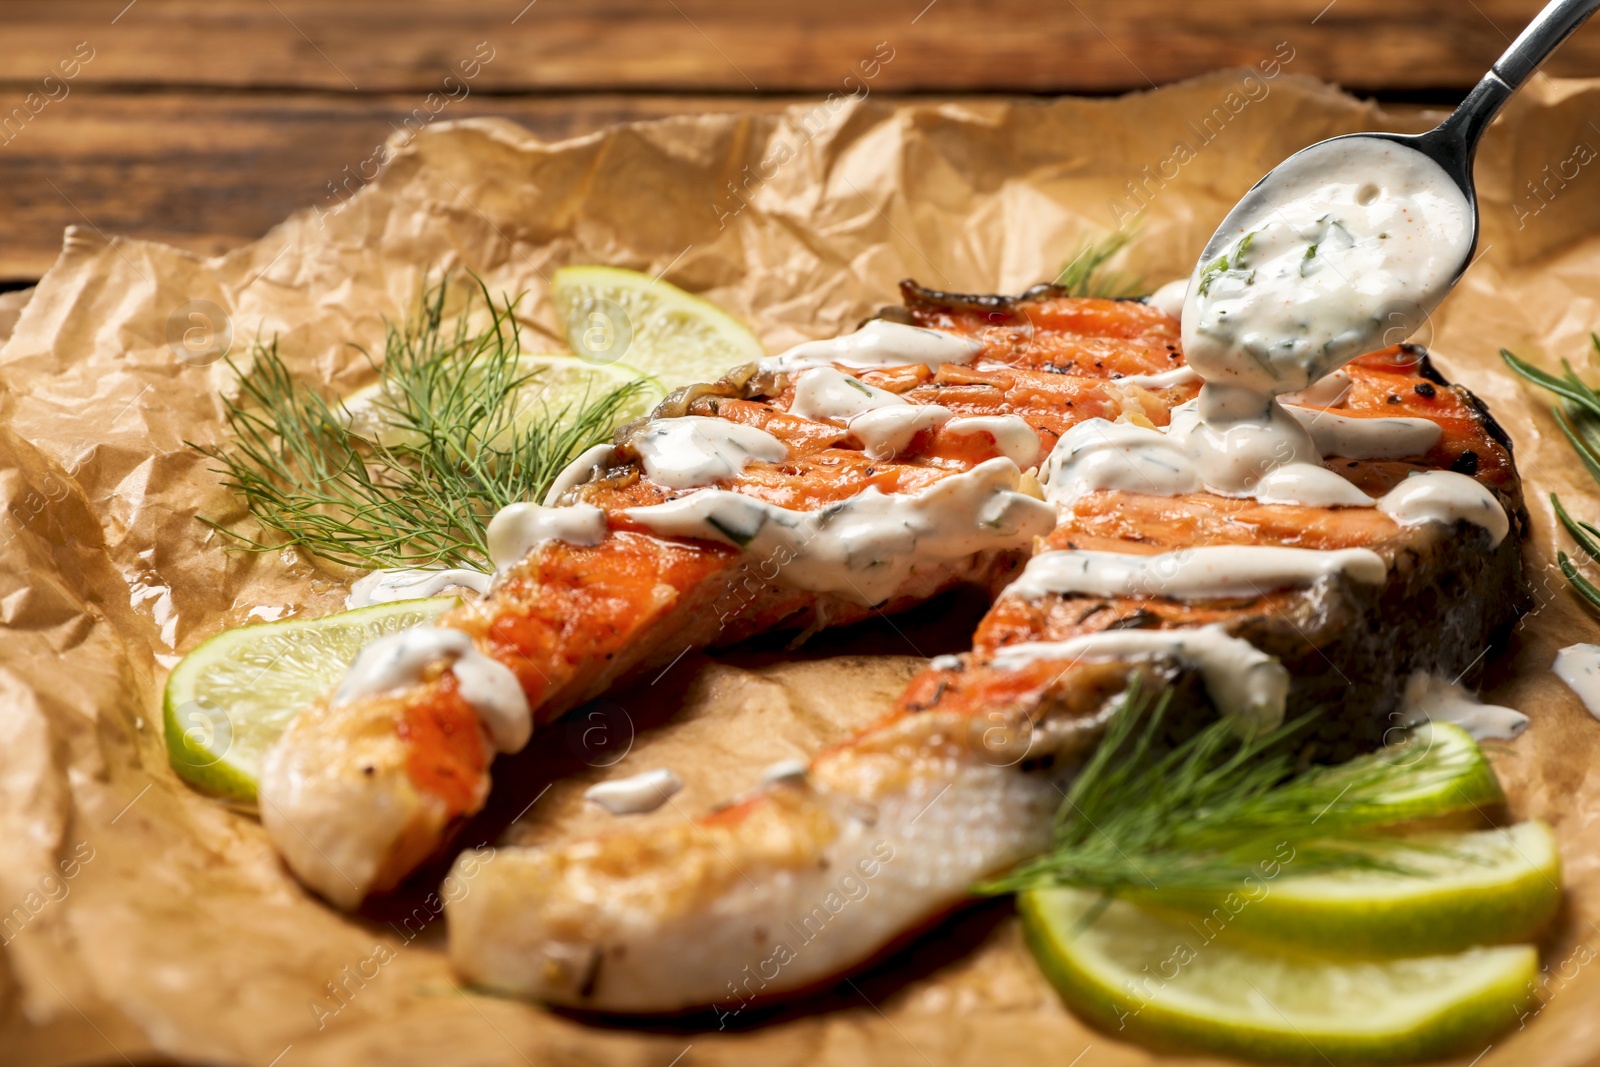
163;598;455;804
1357;721;1506;824
1138;821;1561;959
342;354;664;448
551;265;765;388
1021;887;1537;1065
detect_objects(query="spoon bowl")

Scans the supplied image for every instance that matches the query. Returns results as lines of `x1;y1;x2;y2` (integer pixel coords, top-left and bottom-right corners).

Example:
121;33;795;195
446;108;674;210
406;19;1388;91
1192;0;1600;344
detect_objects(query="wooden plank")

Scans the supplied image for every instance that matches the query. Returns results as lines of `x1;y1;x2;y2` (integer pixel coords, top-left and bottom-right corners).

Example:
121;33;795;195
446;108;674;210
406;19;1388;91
0;0;1597;96
0;90;797;281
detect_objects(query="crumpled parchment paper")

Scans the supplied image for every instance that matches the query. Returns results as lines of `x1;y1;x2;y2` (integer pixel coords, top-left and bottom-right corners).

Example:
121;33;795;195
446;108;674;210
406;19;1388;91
4;69;1600;1067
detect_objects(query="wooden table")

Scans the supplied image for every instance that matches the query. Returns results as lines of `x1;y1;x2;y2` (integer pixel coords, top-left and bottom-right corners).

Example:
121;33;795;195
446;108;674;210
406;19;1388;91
1;0;1597;284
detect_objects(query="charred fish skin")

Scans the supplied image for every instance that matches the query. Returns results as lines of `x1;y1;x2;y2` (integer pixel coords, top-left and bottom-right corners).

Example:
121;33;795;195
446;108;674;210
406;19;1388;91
446;283;1529;1011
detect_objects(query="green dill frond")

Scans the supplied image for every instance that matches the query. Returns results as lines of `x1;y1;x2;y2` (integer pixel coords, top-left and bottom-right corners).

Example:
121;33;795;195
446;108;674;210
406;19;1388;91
192;277;648;572
980;682;1476;895
1055;229;1144;298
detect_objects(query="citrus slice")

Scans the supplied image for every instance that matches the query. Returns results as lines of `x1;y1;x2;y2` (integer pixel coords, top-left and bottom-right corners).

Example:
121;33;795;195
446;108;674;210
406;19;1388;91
1021;887;1537;1065
1353;721;1506;823
551;265;765;388
342;354;664;448
163;598;455;804
1138;821;1561;959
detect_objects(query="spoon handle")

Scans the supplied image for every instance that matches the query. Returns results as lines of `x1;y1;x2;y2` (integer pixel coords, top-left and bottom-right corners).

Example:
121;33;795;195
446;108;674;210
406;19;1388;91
1494;0;1600;89
1437;0;1600;154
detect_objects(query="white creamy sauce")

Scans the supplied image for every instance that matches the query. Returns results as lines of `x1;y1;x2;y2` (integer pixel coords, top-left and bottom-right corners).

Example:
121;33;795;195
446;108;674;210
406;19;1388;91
346;567;491;609
544;443;616;506
1399;671;1527;741
1553;644;1600;720
761;319;983;376
333;627;531;752
1375;471;1509;546
1281;369;1354;408
989;624;1290;730
1283;406;1441;460
1251;461;1376;508
486;502;608;572
1146;278;1189;320
1039;418;1200;501
1181;138;1474;395
1113;365;1203;390
929;654;964;671
789;366;903;421
789;367;952;460
1005;545;1386;603
584;768;684;815
1164;398;1327;497
945;415;1044;467
625;457;1055;605
847;405;952;460
1041;413;1506;541
632;416;787;489
1039;405;1374;509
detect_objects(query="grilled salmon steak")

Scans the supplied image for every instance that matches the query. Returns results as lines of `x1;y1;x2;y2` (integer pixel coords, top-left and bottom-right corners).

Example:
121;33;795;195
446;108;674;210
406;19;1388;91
443;282;1526;1010
260;287;1212;908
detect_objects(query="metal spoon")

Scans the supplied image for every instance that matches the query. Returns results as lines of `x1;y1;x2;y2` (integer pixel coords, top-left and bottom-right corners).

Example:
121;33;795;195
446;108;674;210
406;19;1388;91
1193;0;1600;331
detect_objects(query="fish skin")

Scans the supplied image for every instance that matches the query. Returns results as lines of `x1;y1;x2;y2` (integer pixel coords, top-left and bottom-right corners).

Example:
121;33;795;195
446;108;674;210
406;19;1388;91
445;284;1528;1010
257;292;1167;908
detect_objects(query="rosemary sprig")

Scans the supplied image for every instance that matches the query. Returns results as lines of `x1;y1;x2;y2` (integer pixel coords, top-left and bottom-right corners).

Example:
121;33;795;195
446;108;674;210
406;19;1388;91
981;683;1471;895
1502;339;1600;610
1055;229;1144;298
194;279;647;572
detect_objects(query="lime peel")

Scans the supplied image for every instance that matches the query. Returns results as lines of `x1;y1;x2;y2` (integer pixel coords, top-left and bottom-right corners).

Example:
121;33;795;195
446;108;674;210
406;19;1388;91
1021;887;1538;1065
1134;821;1562;959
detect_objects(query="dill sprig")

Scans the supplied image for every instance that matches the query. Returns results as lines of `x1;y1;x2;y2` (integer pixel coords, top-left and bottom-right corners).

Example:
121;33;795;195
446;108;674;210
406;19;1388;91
982;683;1478;895
1055;229;1144;298
1502;340;1600;609
193;278;648;572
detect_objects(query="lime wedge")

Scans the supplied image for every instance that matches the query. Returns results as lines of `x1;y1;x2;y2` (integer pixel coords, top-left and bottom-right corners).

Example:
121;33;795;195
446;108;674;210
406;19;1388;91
1021;887;1537;1065
163;598;455;804
551;265;765;388
1138;821;1561;959
342;353;664;448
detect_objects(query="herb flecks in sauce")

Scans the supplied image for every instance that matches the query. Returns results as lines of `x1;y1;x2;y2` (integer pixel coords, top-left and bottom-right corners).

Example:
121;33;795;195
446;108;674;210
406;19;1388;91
1042;137;1499;537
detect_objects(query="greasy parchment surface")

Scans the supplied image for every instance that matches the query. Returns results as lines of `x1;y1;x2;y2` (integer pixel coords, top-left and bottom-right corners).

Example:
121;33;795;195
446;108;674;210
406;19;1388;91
4;72;1600;1067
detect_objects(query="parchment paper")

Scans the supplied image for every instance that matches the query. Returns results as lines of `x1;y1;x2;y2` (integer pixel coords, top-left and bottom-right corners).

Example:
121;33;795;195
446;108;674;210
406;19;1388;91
3;70;1600;1067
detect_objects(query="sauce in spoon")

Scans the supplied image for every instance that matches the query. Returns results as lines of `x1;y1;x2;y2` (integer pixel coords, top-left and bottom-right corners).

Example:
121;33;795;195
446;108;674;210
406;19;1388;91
1182;138;1475;398
1043;136;1501;533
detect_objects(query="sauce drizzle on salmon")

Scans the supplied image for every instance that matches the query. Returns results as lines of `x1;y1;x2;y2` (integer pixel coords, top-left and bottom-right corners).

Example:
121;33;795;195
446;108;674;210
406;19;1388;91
439;282;1526;1009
